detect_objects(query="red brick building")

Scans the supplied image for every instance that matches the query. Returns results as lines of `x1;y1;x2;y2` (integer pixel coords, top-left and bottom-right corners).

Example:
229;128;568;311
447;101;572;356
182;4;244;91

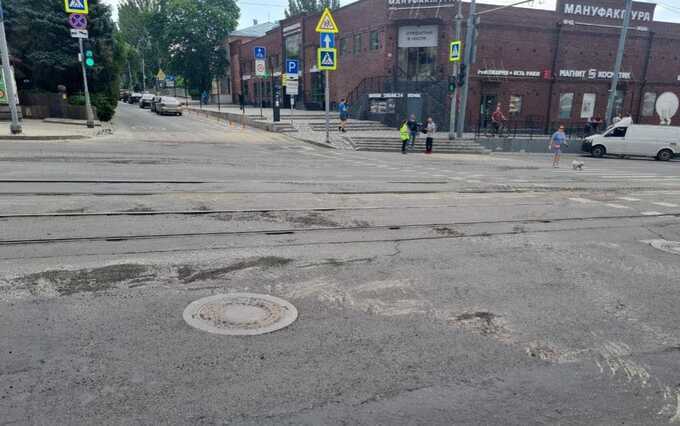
230;0;680;131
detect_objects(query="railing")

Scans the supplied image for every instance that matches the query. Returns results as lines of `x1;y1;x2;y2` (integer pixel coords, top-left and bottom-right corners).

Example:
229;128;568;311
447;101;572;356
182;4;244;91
346;75;387;116
473;119;605;140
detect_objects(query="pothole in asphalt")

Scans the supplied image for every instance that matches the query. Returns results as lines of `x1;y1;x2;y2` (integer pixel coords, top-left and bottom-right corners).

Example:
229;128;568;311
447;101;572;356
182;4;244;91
183;293;298;336
645;239;680;256
448;311;509;338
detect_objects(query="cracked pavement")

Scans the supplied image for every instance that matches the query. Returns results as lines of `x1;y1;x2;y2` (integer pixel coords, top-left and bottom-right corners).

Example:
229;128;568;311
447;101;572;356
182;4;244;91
1;103;680;424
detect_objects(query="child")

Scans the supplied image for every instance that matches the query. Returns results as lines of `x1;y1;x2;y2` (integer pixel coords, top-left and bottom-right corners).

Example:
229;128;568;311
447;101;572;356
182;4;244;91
424;117;436;154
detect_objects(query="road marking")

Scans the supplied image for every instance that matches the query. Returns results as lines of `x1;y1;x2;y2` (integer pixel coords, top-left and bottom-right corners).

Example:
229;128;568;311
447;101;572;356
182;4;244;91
569;197;595;203
652;202;679;208
605;203;631;209
641;211;663;216
617;197;640;201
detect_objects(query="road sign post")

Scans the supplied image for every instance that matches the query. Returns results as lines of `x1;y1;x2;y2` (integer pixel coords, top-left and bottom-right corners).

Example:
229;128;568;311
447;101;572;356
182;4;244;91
315;8;339;145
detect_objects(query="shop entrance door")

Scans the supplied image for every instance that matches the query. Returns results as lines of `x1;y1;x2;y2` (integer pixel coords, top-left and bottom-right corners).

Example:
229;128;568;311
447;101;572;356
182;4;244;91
480;95;497;129
407;95;423;122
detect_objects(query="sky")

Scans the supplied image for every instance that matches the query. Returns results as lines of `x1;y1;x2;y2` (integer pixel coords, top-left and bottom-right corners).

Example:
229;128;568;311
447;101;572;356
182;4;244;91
102;0;680;29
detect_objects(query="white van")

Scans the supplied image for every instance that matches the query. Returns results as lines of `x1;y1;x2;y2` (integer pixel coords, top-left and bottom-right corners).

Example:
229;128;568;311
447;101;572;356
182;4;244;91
582;117;680;161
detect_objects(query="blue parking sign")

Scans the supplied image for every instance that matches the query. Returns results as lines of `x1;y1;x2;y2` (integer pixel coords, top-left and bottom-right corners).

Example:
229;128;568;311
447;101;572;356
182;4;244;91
254;46;266;59
286;59;299;75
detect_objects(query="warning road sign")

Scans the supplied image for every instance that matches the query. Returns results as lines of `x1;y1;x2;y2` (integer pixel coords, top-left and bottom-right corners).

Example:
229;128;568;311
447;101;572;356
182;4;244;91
315;8;339;33
317;48;337;71
65;0;88;14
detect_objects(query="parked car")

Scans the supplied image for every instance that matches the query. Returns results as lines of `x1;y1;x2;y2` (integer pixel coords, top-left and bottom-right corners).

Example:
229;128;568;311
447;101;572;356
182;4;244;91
156;97;182;116
128;92;142;104
119;90;130;102
150;95;163;113
139;93;154;108
582;117;680;161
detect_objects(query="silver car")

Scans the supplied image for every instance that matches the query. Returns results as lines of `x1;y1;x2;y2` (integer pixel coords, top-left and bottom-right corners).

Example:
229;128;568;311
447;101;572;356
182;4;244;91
139;93;154;108
157;97;182;116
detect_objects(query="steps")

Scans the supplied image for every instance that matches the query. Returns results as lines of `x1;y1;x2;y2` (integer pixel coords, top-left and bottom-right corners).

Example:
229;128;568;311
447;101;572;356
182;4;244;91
309;120;393;132
352;137;491;154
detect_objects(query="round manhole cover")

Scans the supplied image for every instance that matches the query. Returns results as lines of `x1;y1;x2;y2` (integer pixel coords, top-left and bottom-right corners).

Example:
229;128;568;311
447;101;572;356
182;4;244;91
649;239;680;256
183;293;298;336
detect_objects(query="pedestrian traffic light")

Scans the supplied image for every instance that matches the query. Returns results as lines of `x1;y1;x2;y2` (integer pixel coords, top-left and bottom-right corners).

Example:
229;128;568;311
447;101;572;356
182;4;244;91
85;50;94;67
457;63;467;87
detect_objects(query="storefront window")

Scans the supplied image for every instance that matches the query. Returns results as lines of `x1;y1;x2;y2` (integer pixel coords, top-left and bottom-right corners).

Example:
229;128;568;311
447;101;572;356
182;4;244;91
559;93;574;119
397;47;436;81
580;93;596;119
285;33;301;60
614;90;625;116
369;98;396;113
642;92;656;117
509;96;522;117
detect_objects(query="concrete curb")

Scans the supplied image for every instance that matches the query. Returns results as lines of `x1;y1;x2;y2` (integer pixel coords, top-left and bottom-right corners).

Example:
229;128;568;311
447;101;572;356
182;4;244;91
0;134;91;141
43;118;102;127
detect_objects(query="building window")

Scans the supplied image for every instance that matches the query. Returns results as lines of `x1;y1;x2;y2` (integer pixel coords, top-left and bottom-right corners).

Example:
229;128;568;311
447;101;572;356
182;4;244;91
559;93;574;119
397;47;436;81
509;96;522;117
580;93;596;119
642;92;656;117
370;31;380;50
339;38;348;56
285;33;301;59
353;33;362;55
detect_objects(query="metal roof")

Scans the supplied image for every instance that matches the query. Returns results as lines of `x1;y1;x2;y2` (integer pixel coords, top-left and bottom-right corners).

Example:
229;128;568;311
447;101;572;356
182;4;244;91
231;22;278;38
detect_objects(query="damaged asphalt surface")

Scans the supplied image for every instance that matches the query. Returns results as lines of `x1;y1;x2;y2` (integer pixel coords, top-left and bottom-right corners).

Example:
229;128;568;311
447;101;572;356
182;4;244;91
2;103;680;424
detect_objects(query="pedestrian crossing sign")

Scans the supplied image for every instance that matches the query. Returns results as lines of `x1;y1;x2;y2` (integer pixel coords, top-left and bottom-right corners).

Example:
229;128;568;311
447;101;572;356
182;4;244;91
315;8;339;33
449;40;462;62
65;0;88;14
317;48;337;71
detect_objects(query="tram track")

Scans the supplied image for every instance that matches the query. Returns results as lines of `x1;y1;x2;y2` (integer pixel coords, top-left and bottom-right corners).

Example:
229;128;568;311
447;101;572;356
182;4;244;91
0;211;676;247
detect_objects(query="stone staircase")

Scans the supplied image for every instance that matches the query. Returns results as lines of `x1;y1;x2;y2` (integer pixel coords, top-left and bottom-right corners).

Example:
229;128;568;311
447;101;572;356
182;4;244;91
309;120;393;132
352;136;491;154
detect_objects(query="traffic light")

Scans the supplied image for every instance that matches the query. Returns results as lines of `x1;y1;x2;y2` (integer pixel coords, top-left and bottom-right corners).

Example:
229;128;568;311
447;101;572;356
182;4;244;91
457;63;467;87
85;50;94;67
448;76;456;93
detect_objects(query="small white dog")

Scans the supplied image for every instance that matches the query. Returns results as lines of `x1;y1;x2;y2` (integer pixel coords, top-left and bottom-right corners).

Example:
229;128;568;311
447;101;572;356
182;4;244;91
571;160;584;171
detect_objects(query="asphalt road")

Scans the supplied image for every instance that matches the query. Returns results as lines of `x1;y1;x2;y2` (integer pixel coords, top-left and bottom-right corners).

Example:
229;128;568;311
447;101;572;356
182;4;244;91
2;102;680;425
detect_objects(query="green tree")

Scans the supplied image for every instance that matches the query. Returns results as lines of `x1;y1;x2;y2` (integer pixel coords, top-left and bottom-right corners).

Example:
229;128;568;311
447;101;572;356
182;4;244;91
165;0;238;94
4;0;123;119
118;0;169;89
285;0;339;18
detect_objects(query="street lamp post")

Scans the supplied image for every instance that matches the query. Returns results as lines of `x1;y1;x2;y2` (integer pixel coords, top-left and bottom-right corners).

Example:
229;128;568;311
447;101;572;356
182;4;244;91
605;0;633;127
0;0;21;134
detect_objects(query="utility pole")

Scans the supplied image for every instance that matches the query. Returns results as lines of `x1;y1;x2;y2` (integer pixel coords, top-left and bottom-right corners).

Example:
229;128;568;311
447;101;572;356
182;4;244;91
604;0;633;127
78;38;95;128
127;61;133;90
456;0;476;138
141;55;146;92
448;0;463;139
0;0;21;134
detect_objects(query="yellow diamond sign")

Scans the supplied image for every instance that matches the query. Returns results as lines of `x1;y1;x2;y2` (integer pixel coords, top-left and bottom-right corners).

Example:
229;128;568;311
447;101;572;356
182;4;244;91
315;8;339;33
156;69;166;81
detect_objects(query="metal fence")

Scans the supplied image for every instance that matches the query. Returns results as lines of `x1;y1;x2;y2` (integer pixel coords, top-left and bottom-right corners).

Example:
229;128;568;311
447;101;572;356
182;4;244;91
473;120;605;140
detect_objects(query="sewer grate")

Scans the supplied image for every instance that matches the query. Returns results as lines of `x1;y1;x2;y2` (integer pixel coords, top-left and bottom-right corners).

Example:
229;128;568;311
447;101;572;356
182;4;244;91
183;293;298;336
646;239;680;256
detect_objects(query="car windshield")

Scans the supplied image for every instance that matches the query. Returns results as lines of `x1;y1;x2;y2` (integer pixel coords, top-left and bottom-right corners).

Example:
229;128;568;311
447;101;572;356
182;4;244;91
162;97;178;104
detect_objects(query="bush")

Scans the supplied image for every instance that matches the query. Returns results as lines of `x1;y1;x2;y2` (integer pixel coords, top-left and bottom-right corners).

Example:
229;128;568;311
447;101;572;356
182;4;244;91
92;95;116;122
68;95;85;106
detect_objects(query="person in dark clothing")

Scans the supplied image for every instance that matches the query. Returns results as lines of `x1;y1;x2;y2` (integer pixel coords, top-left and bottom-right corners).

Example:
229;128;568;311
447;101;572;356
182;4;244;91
238;93;245;112
407;114;418;150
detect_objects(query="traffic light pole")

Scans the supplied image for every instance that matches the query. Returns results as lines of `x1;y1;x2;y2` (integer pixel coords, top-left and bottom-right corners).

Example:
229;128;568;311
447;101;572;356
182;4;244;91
324;70;330;144
78;38;95;128
455;0;476;138
0;0;21;134
448;0;463;139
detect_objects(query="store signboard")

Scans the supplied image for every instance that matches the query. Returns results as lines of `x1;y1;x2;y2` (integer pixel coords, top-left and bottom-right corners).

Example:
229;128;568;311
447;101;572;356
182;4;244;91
477;69;541;78
387;0;455;8
398;25;438;48
557;0;655;22
559;69;632;79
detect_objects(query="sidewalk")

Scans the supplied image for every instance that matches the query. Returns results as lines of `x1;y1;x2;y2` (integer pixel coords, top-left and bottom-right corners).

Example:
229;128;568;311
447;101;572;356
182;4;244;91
0;119;98;140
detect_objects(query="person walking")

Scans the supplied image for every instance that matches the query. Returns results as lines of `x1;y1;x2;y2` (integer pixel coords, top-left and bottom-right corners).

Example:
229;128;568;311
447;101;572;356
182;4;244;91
549;124;567;168
424;117;436;154
407;114;418;150
338;98;349;132
400;120;410;154
491;103;506;136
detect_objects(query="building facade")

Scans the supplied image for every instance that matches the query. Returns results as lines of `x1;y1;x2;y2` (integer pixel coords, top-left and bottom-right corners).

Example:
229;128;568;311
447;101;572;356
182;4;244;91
230;0;680;131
